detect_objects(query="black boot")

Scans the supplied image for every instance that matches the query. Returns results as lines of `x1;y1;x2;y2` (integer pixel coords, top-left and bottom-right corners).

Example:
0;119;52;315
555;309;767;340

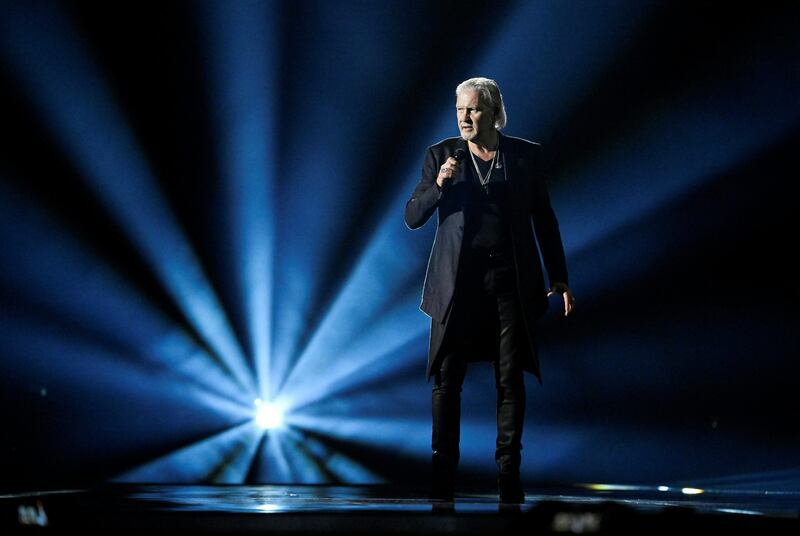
498;472;525;504
430;452;456;501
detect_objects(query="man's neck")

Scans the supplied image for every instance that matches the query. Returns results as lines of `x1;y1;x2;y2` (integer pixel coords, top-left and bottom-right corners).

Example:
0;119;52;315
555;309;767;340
468;130;499;158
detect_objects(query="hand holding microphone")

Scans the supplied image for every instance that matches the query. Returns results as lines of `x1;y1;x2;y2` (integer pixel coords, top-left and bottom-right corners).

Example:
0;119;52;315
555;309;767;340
436;148;466;189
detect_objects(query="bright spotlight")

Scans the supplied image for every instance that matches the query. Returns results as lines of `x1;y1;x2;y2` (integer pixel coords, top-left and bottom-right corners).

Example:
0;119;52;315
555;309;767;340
254;398;284;430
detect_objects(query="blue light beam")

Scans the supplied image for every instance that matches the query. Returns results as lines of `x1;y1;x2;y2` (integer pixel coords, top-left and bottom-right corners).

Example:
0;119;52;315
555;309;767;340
251;425;383;484
0;1;257;396
199;0;278;402
115;421;263;484
273;1;657;417
0;180;249;406
555;65;800;260
0;312;253;467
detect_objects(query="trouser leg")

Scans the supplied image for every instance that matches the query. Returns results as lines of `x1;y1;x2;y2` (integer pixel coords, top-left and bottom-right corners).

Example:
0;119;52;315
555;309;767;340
493;290;526;475
431;350;467;496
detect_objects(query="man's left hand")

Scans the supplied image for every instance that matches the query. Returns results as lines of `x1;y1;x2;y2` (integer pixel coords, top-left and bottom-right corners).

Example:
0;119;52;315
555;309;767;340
547;282;575;317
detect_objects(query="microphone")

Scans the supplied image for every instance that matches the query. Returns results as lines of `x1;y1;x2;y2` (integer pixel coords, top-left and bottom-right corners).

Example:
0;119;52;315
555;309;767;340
440;148;466;192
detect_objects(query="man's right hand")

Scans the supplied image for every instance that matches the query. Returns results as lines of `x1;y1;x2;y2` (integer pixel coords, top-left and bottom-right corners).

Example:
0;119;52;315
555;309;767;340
436;157;460;188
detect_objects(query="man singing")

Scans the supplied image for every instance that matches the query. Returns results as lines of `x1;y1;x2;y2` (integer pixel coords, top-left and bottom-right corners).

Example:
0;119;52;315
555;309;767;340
404;77;574;503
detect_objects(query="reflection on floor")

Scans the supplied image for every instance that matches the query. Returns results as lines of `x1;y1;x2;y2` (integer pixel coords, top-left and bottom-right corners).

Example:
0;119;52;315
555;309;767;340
2;482;798;534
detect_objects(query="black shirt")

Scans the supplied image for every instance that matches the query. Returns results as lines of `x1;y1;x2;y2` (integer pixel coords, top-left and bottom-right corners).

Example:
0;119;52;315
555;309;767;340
465;151;511;253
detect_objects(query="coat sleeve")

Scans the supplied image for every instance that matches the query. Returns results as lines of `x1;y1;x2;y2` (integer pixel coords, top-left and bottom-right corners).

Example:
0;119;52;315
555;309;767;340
404;147;443;230
529;146;569;286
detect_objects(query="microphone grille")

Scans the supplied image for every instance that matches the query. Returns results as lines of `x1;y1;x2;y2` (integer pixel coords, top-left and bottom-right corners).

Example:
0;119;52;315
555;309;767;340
454;148;466;161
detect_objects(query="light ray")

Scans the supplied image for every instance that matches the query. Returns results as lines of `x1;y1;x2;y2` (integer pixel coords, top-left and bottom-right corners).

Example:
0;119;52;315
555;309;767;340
0;1;256;396
266;1;458;398
288;414;429;459
466;3;800;268
274;1;656;409
271;427;328;483
255;425;383;484
472;1;659;138
199;0;278;401
0;315;252;425
2;0;797;488
0;180;248;405
557;71;800;260
279;286;427;410
262;430;294;483
0;312;254;470
115;421;263;483
287;331;427;415
280;426;383;483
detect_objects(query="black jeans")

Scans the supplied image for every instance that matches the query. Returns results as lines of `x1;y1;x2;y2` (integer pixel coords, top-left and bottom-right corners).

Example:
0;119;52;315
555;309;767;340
431;250;526;477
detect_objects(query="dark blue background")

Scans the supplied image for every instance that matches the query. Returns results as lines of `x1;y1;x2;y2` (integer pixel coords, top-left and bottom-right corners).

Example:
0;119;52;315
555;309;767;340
1;0;798;490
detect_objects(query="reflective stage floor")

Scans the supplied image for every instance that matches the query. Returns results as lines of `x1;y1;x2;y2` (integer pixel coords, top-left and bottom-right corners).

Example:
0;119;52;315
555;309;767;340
2;483;798;534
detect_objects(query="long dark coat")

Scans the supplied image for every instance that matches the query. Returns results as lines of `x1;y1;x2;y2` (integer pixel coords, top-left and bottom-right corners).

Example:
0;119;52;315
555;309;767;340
404;133;568;383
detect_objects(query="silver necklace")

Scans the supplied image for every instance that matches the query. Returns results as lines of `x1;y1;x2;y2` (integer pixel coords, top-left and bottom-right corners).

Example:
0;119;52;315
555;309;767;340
469;149;497;186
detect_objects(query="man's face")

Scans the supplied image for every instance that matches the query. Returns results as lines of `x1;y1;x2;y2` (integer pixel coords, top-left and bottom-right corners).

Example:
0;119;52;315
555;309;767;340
456;89;495;143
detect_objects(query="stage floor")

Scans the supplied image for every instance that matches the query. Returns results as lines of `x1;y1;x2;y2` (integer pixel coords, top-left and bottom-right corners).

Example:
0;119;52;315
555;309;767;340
2;482;798;534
